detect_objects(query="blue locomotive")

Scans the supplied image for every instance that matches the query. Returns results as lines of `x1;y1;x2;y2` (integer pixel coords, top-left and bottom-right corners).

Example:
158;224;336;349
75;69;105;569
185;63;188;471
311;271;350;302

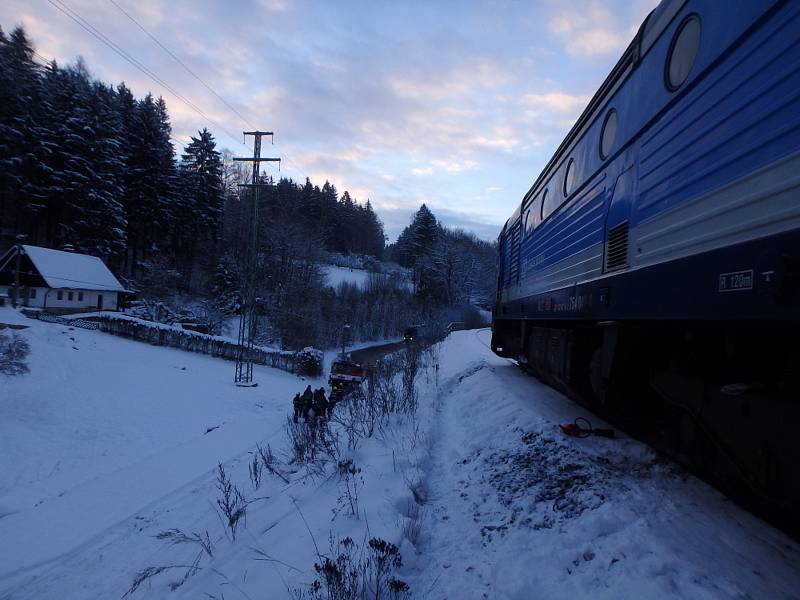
492;0;800;522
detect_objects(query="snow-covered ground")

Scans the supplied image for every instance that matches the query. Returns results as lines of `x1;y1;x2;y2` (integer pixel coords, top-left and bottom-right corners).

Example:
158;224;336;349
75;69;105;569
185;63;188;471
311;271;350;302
0;307;316;593
322;264;372;289
322;264;412;291
1;310;798;599
407;334;800;599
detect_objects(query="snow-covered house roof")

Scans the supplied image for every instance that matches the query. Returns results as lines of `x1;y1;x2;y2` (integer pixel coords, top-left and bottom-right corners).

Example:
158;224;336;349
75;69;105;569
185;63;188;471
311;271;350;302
17;245;126;292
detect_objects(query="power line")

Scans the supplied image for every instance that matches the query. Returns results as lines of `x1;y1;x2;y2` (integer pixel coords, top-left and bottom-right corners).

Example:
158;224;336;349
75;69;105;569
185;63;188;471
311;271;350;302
32;50;53;66
106;1;315;185
108;0;257;131
48;0;313;187
170;136;189;149
45;0;247;149
104;2;312;184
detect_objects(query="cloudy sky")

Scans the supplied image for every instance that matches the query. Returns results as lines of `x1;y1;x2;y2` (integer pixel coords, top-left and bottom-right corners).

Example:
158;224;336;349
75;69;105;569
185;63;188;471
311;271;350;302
1;0;657;241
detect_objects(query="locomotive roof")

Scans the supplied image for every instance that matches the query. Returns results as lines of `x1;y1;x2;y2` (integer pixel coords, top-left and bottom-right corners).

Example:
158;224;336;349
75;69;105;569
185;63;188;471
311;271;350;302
506;0;686;232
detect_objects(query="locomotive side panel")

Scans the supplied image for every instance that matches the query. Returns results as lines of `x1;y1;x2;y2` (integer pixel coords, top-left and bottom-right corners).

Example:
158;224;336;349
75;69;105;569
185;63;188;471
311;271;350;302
493;0;800;329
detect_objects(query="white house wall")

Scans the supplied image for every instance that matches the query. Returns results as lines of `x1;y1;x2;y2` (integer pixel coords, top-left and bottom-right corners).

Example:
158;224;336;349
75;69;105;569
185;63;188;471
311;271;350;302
43;289;117;311
0;286;118;311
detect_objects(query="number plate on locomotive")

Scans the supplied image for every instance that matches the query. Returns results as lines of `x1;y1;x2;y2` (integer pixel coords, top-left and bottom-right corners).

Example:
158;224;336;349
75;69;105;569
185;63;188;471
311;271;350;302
718;269;753;292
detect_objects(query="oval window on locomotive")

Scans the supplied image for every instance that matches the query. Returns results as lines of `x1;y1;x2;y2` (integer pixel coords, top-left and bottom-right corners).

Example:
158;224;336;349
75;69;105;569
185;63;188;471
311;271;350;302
666;15;701;91
600;109;617;160
563;158;576;197
523;207;534;237
541;188;562;221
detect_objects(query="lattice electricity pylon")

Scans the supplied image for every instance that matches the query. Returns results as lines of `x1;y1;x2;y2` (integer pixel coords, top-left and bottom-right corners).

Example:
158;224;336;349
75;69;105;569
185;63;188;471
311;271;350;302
233;131;280;386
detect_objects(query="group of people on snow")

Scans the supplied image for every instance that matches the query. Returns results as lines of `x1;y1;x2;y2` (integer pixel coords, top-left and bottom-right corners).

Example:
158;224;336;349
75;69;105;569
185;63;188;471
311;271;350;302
292;385;332;424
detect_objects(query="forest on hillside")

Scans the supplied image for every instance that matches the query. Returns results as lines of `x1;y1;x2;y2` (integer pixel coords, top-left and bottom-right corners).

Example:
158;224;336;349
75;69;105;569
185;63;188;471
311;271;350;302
0;25;496;349
0;26;385;278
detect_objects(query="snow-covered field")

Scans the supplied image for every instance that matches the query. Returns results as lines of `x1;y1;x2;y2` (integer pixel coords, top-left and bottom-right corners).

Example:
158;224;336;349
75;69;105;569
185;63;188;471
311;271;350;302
1;308;798;599
322;264;412;291
323;265;372;289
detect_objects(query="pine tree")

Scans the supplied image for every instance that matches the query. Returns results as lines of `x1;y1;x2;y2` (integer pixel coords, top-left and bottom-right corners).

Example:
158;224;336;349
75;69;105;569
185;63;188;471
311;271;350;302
360;199;385;257
122;93;177;277
42;61;126;258
176;128;224;282
211;254;241;314
180;128;223;233
0;27;56;247
393;204;439;268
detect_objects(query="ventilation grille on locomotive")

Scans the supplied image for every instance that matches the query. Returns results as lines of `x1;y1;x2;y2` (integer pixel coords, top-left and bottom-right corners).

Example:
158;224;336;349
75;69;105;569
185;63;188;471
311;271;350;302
605;221;629;271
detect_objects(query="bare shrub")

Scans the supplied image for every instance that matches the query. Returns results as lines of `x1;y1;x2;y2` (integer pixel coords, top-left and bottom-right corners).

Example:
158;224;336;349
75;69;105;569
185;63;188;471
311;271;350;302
330;387;376;447
284;415;341;478
405;475;428;506
249;452;264;490
192;301;227;336
258;443;290;484
0;330;30;376
333;459;362;520
216;463;247;541
400;499;428;548
365;356;404;416
123;563;202;597
399;347;420;413
156;528;214;558
327;349;429;455
123;529;213;597
366;538;409;599
284;344;430;487
292;535;410;600
285;416;320;465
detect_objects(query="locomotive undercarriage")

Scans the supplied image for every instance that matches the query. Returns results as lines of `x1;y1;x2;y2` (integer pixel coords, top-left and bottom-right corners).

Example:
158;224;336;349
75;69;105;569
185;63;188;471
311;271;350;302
498;318;800;535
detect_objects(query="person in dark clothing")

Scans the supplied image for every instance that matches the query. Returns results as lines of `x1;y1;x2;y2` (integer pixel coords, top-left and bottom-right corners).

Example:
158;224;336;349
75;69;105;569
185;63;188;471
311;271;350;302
301;385;314;421
292;393;303;423
313;387;329;422
324;388;335;417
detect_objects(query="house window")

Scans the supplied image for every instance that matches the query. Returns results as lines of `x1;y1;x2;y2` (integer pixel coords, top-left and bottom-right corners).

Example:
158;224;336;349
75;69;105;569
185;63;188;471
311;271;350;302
29;289;36;299
57;290;63;300
78;291;84;301
68;291;74;301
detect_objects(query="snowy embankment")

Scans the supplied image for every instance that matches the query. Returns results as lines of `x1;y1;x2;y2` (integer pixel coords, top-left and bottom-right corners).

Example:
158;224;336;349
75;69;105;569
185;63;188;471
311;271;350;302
1;313;798;599
408;335;800;598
